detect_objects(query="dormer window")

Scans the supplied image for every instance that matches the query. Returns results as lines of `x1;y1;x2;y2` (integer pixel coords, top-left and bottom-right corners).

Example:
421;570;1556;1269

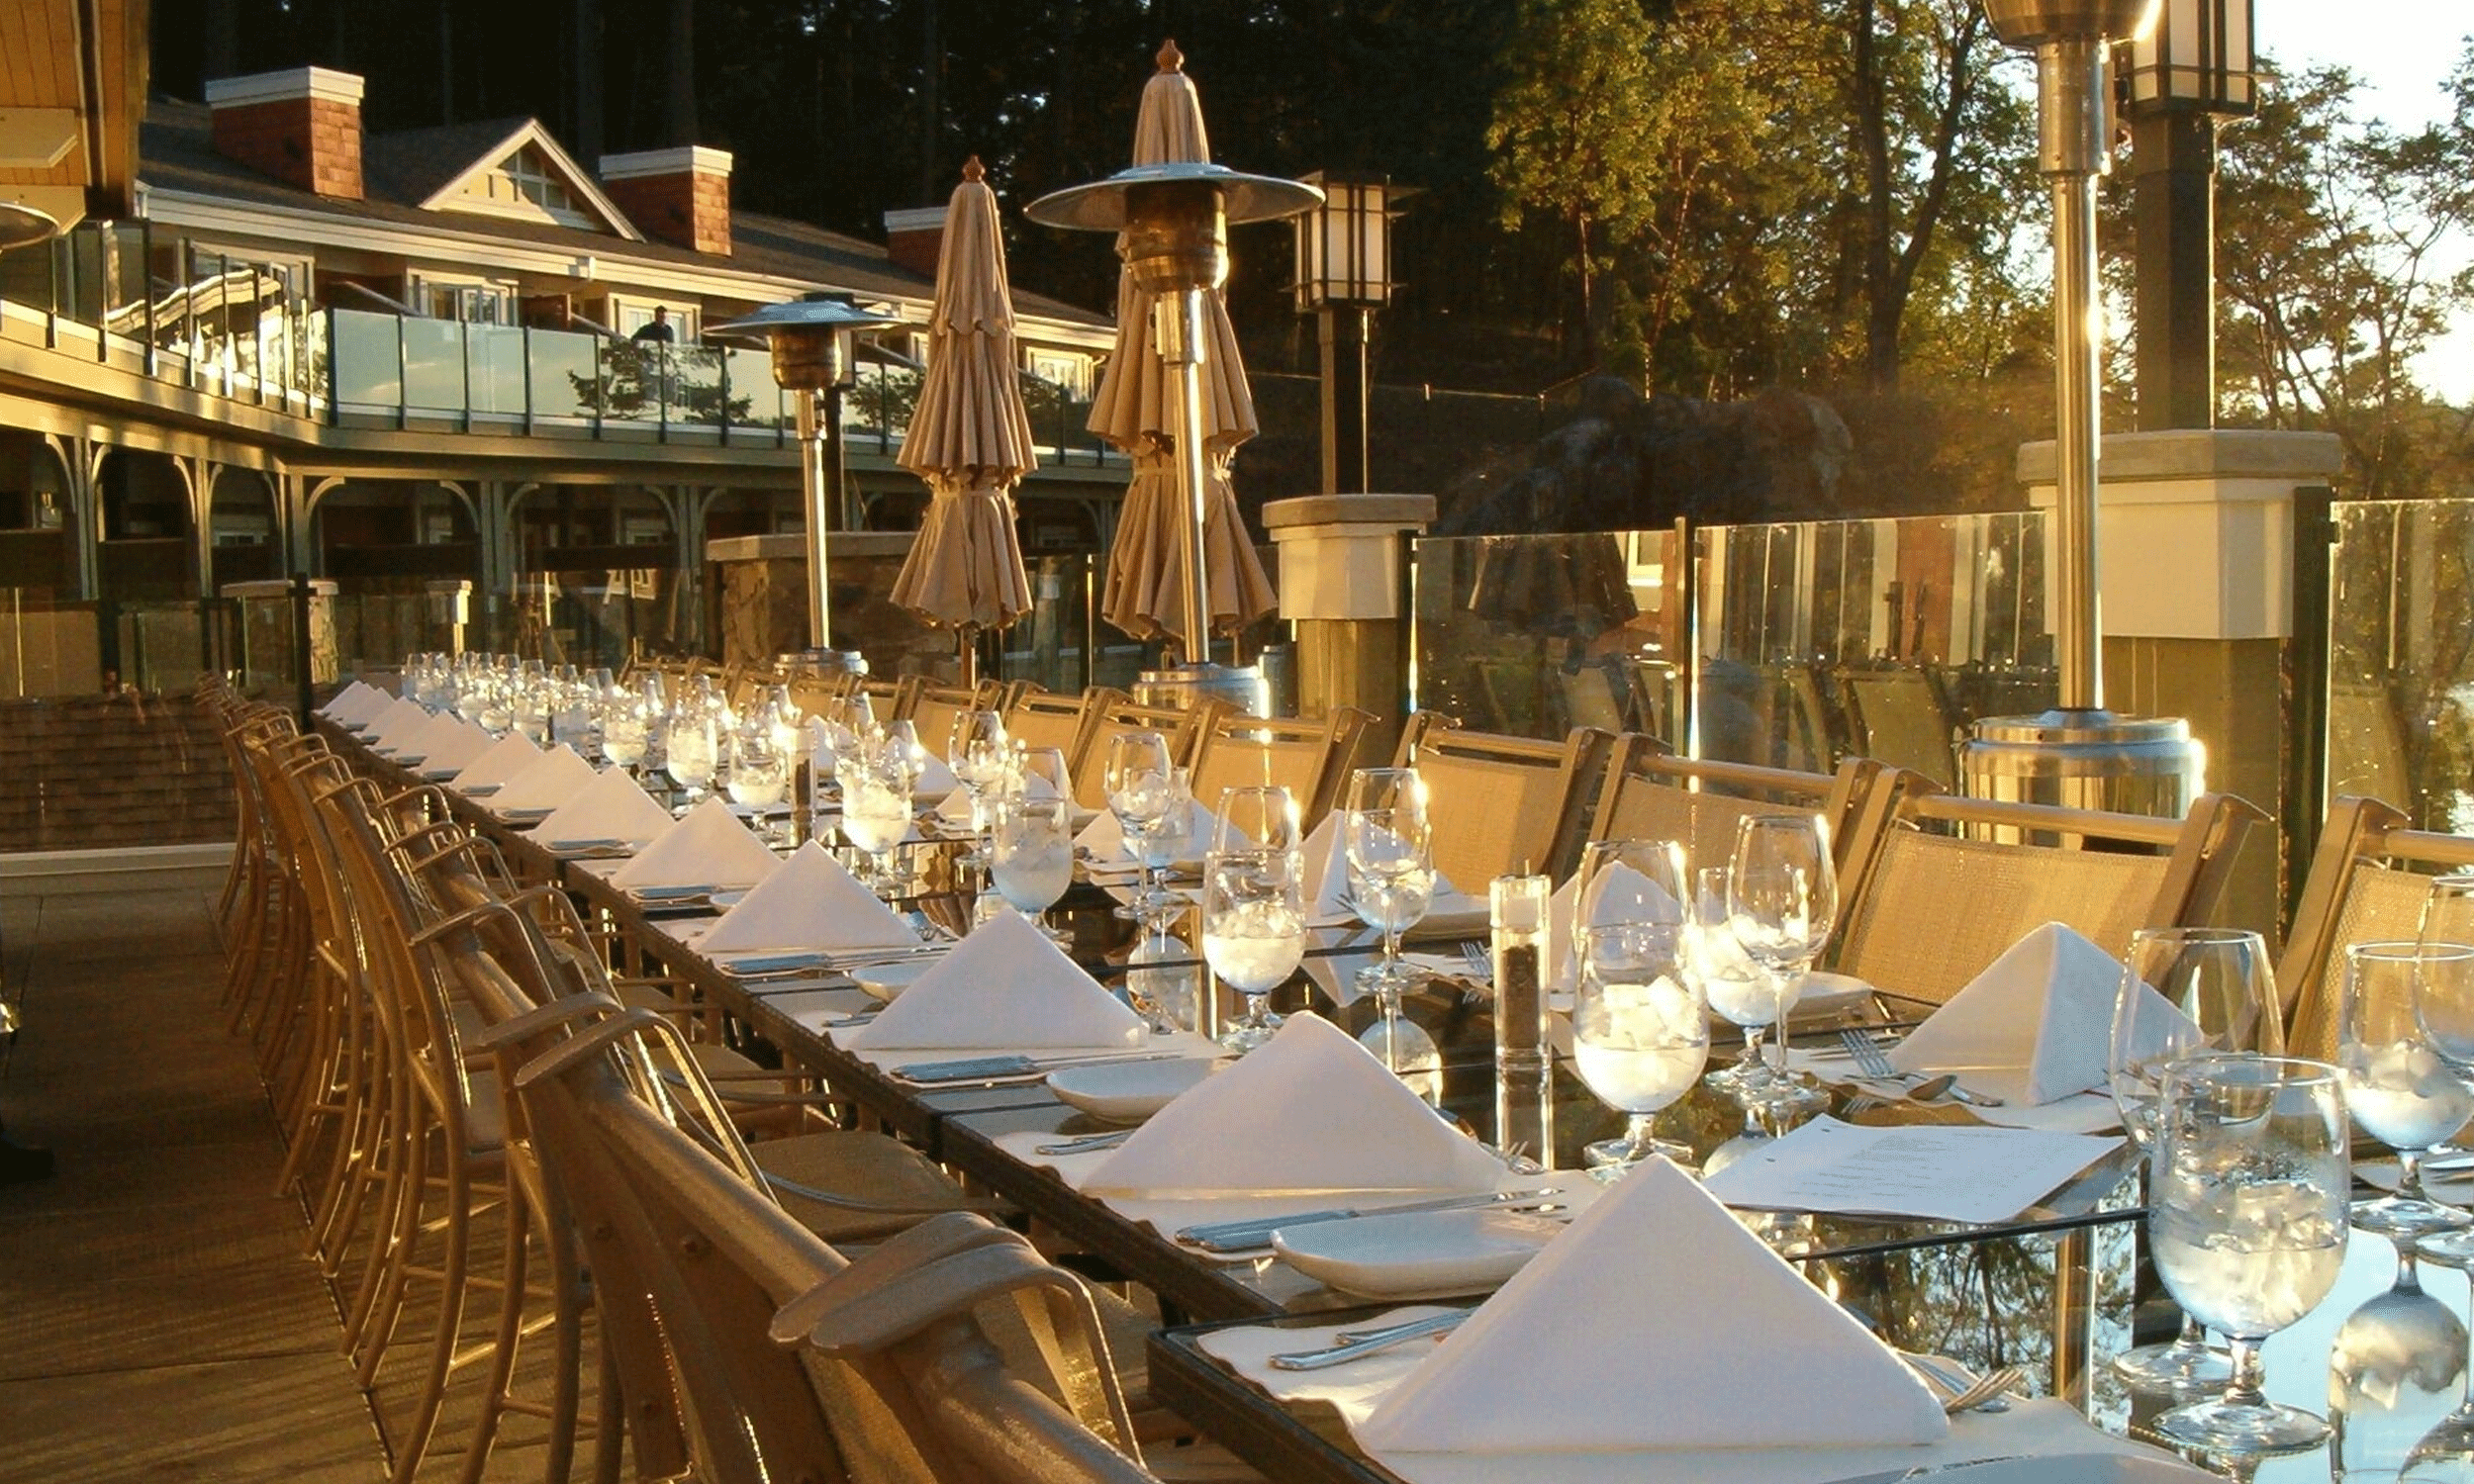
457;145;591;228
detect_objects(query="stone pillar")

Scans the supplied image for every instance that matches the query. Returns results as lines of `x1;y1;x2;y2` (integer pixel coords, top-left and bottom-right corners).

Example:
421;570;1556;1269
1262;494;1435;764
2020;428;2344;940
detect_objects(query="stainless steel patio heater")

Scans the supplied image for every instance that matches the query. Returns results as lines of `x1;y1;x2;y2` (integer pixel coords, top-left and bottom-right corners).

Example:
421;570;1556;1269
1959;0;2203;817
1026;161;1322;714
710;294;896;669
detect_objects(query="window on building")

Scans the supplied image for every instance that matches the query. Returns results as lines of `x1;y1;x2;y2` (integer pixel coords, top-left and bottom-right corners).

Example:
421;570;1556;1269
443;140;602;231
415;276;518;325
1026;348;1093;400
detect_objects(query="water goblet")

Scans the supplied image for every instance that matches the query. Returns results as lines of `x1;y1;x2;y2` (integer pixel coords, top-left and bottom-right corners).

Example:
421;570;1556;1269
2148;1055;2350;1453
1689;866;1781;1095
1104;732;1178;922
1201;848;1306;1054
1340;770;1441;1092
841;749;916;898
1573;837;1690;934
2345;942;2474;1237
725;722;790;811
948;709;1011;868
2425;872;2474;954
1573;921;1709;1172
1214;785;1299;857
991;793;1076;942
601;696;649;774
665;707;718;806
1726;813;1837;1116
1012;744;1072;802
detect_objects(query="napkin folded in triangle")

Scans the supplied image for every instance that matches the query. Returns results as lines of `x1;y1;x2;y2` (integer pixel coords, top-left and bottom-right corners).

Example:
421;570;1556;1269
365;696;431;746
838;910;1144;1051
612;796;782;888
1084;1012;1504;1196
321;680;388;722
1546;862;1683;988
699;840;915;953
1355;1157;1946;1454
913;753;959;794
934;769;1062;823
535;768;677;850
392;711;482;767
1304;810;1484;928
1888;921;2193;1105
1076;797;1223;864
488;744;598;813
451;731;543;793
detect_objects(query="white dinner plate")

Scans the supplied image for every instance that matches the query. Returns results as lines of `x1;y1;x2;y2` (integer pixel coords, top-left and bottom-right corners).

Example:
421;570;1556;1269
851;959;932;1002
1271;1207;1562;1300
1045;1057;1221;1124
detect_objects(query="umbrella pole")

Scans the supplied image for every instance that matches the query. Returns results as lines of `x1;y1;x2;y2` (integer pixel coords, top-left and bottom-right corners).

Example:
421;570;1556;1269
957;624;977;689
1158;287;1214;667
797;389;833;650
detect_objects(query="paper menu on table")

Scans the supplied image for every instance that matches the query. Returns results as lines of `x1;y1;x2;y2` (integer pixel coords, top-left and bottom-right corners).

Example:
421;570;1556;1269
1699;1116;2122;1226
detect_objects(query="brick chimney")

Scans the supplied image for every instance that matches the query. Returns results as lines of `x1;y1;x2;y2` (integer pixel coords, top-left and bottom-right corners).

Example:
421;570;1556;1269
600;146;732;256
884;206;948;278
203;67;364;200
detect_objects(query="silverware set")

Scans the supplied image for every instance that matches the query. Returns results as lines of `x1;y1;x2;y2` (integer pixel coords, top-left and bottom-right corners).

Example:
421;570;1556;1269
1836;1028;2005;1108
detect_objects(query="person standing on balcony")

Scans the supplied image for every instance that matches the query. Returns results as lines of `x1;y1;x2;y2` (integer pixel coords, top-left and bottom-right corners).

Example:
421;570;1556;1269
631;305;677;343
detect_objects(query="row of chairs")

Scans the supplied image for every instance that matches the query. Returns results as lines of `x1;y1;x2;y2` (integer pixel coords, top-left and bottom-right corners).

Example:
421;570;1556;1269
208;679;1169;1484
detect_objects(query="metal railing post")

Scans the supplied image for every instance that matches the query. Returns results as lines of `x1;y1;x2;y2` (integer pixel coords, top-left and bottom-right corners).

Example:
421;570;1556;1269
395;314;409;430
325;306;340;426
657;344;671;442
2284;484;2338;924
521;325;534;433
458;318;473;432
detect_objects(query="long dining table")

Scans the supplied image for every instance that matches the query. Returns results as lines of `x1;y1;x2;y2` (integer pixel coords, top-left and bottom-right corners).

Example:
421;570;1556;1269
318;715;2454;1484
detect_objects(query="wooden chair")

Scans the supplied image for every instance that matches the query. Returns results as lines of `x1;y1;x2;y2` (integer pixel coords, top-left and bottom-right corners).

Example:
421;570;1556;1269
1392;712;1615;885
1190;706;1371;833
1831;771;2263;1005
2281;796;2474;1059
1071;695;1221;813
787;668;857;719
901;678;1008;761
1003;686;1113;784
1586;733;1875;880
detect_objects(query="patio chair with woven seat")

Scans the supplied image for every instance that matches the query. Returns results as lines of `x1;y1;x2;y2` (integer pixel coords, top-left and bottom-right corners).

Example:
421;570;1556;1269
1393;712;1615;886
1189;706;1370;833
1586;734;1876;880
2281;795;2474;1060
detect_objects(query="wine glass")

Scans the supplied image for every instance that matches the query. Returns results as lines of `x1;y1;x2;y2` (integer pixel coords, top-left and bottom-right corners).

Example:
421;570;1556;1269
1572;921;1709;1172
2426;872;2474;952
1573;838;1689;935
601;692;649;775
2408;942;2474;1276
2107;924;2282;1392
1689;866;1780;1095
881;719;930;787
948;709;1011;868
1104;732;1179;922
2147;1054;2350;1452
1725;814;1837;1116
2344;942;2474;1237
841;747;916;897
665;702;718;806
991;793;1076;942
1342;769;1441;1093
1012;744;1072;802
1130;770;1200;930
1214;785;1299;857
724;719;790;813
1201;848;1306;1054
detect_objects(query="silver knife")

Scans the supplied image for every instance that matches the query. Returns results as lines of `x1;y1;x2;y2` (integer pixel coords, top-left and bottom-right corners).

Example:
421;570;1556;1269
1173;1187;1558;1253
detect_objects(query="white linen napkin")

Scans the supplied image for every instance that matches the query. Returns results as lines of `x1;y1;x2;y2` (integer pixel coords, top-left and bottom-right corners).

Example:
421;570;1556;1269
1083;1011;1506;1196
933;769;1061;824
364;696;431;747
1076;797;1222;866
837;910;1143;1051
321;680;388;722
390;711;478;766
1301;811;1488;931
1355;1157;1945;1456
533;768;677;850
408;716;492;774
698;840;915;953
487;744;598;814
612;797;782;889
913;753;958;794
1888;922;2194;1106
450;731;542;792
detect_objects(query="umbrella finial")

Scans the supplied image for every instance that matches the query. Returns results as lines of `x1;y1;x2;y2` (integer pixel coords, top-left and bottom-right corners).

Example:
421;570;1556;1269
962;154;985;183
1157;38;1185;73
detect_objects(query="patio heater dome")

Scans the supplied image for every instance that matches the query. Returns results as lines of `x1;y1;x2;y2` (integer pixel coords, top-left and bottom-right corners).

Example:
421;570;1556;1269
708;293;897;394
1982;0;2158;45
0;200;61;250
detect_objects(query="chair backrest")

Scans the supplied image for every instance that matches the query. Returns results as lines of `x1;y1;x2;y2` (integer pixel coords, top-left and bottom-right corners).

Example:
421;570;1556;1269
1189;707;1370;832
2329;683;2414;814
2280;796;2474;1059
1838;667;1957;791
789;671;858;720
1071;696;1220;813
1832;772;2263;1005
902;680;1007;762
1392;712;1613;885
1585;734;1874;880
1002;687;1111;785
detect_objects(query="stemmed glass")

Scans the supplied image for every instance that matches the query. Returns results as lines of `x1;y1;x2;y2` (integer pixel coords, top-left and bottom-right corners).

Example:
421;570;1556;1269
2147;1055;2350;1452
2344;942;2474;1237
724;716;791;840
1572;921;1709;1172
1013;744;1072;802
665;697;718;807
1214;785;1300;856
1690;866;1780;1095
1725;814;1837;1116
2426;872;2474;951
948;710;1011;869
840;742;917;898
600;690;650;777
1201;847;1306;1054
2107;925;2283;1392
991;793;1076;943
1103;732;1179;922
1342;769;1441;1094
1573;838;1689;934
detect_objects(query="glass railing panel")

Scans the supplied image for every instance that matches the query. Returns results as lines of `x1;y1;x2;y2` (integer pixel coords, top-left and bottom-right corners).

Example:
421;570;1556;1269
331;308;400;415
599;339;666;427
0;592;103;698
723;347;787;433
2329;499;2474;830
400;316;465;413
528;326;602;423
994;552;1099;695
468;323;528;417
672;346;726;433
506;568;684;671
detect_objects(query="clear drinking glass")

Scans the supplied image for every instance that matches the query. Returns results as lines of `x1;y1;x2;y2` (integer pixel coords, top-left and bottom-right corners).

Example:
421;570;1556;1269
2344;942;2474;1237
1573;837;1690;935
2148;1055;2350;1453
948;709;1011;868
2425;872;2474;954
1201;847;1306;1054
724;721;790;811
665;705;718;805
1342;769;1441;1092
1131;770;1199;930
2108;925;2282;1392
2407;941;2474;1275
1104;732;1179;923
1573;921;1709;1171
1690;865;1780;1094
841;748;916;896
1013;744;1073;802
1214;785;1300;856
1725;814;1837;1116
991;793;1076;941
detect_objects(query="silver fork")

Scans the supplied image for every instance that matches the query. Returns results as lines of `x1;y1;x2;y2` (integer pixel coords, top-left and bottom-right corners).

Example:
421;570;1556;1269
1904;1353;2021;1414
1460;940;1490;981
1838;1028;2003;1108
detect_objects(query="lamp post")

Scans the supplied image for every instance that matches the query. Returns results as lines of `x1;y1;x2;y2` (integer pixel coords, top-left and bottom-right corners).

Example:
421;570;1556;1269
1292;172;1406;495
710;294;895;659
1027;159;1321;704
1960;0;2205;818
2124;0;2255;430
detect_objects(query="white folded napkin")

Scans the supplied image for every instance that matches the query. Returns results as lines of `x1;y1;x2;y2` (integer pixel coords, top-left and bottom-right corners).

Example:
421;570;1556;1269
699;840;915;953
933;769;1062;823
321;680;388;722
1083;1011;1505;1196
1076;797;1222;865
408;716;492;774
450;731;543;793
913;753;958;794
488;744;598;813
364;696;431;746
533;768;677;849
1301;811;1486;930
390;710;480;767
1889;922;2193;1106
1356;1157;1945;1456
838;910;1143;1051
612;796;782;889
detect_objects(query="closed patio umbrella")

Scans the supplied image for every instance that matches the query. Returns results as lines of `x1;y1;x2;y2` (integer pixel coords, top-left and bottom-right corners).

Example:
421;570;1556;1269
892;158;1038;684
1087;42;1277;655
